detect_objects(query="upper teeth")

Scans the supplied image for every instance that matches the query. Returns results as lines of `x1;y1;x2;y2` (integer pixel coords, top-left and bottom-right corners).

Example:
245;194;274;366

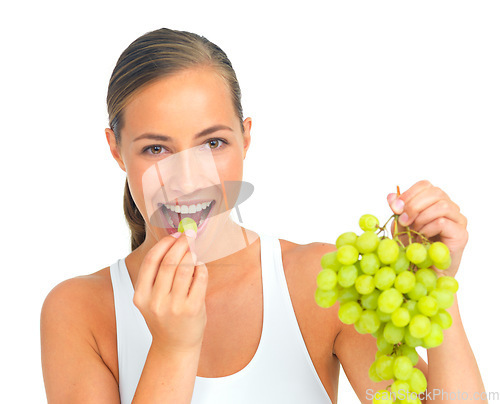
160;200;213;214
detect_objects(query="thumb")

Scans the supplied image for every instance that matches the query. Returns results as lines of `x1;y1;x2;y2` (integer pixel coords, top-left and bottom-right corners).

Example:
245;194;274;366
387;193;405;215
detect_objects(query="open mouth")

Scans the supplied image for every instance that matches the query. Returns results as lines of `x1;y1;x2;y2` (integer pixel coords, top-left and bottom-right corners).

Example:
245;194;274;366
157;200;216;230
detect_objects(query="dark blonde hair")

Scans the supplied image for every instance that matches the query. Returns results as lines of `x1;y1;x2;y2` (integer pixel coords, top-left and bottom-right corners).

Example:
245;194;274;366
106;28;245;251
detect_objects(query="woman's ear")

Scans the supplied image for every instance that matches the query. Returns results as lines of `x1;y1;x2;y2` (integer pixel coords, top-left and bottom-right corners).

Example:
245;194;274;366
105;128;126;172
242;117;252;160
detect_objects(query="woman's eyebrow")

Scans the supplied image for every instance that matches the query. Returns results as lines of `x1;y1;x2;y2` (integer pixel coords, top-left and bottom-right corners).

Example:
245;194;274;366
133;124;233;142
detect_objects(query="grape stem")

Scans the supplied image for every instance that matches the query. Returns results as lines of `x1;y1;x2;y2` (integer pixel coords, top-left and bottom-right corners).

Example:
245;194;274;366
393;228;431;244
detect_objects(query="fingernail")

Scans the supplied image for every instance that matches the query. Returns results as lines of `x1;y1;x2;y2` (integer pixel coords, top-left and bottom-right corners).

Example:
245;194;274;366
387;193;397;203
399;213;409;225
393;198;405;212
171;232;181;239
185;229;197;239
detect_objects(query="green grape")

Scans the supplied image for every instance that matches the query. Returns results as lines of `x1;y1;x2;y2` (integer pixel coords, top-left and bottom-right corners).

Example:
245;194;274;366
383;321;405;344
423;322;444;348
374;266;396;290
355;230;380;254
376;307;392;322
400;344;419;366
378;288;403;313
372;389;393;404
391;248;411;274
361;289;381;310
391;380;410;401
314;287;338;308
359;214;379;232
336;232;358;248
371;326;384;340
434;255;451;270
417;295;439;317
338;286;360;303
393;355;413;380
316;268;338;290
416;245;433;269
391;307;410;327
377;238;400;264
409;314;432;339
375;355;395;380
408;367;427;393
429;289;454;309
369;361;383;382
404;327;424;348
404;393;423;404
356;309;381;334
431;308;453;329
338;265;358;288
355;274;376;295
338;301;363;324
436;276;459;294
403;300;419;317
360;253;381;275
372;390;394;404
406;242;427;264
178;217;198;233
336;245;359;266
355;260;363;276
377;335;394;354
320;251;342;271
415;268;437;292
394;271;416;294
428;241;450;265
407;282;427;301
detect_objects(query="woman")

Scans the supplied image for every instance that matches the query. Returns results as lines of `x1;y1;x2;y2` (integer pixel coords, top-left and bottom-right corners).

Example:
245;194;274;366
41;28;485;403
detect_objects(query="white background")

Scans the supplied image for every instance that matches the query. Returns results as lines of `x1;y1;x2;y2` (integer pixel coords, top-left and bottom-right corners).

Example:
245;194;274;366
1;0;499;402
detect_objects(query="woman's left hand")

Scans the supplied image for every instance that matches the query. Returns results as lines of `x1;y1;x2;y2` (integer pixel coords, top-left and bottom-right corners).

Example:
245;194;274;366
387;180;468;278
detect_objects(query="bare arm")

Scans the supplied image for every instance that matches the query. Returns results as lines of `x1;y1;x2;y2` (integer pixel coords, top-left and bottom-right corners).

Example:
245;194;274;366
425;296;486;402
41;233;207;404
334;320;428;404
131;232;208;403
41;279;120;403
131;342;202;403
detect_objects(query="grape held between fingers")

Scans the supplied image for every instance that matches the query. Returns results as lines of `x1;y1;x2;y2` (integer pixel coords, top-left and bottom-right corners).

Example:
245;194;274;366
314;205;456;404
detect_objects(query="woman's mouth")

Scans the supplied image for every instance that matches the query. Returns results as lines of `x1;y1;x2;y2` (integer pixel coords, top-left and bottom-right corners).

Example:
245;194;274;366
157;200;216;231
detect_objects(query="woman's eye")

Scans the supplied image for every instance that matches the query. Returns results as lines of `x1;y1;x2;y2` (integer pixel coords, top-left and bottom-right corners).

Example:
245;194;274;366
205;138;228;150
145;145;166;155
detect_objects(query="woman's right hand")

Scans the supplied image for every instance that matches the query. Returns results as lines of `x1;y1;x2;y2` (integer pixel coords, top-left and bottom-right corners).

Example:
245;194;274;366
132;232;208;353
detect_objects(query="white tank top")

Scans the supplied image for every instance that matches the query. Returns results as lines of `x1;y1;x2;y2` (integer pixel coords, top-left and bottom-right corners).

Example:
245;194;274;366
110;232;332;403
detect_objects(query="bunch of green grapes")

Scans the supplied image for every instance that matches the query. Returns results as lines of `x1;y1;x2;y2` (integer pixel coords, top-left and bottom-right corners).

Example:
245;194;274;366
315;213;458;404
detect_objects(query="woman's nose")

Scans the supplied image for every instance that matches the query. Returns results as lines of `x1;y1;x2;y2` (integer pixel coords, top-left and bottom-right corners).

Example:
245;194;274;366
164;147;204;196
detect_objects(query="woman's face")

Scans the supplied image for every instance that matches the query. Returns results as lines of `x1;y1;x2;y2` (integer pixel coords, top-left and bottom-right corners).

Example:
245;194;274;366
106;67;252;242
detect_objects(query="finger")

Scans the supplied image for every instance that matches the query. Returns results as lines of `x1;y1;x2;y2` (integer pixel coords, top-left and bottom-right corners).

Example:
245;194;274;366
135;235;179;297
399;186;451;227
170;249;197;300
418;217;467;244
398;180;435;205
411;200;466;232
152;234;191;294
188;263;209;303
387;193;405;215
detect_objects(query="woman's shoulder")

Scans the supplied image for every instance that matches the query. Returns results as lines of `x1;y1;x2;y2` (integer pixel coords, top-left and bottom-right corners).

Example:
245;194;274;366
279;237;337;308
279;238;337;274
41;266;116;356
43;266;114;311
